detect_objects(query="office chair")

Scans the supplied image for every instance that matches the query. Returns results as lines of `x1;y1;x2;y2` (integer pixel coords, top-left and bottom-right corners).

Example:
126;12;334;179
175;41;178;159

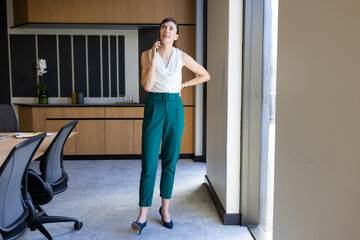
0;133;46;240
0;104;19;132
27;120;82;239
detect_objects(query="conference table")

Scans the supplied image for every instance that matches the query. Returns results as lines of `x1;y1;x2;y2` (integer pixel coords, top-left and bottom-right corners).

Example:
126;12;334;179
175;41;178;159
0;132;76;168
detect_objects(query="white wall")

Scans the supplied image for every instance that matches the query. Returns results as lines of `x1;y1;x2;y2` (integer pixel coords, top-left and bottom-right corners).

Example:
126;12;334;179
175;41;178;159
274;0;360;239
207;0;242;213
207;0;228;210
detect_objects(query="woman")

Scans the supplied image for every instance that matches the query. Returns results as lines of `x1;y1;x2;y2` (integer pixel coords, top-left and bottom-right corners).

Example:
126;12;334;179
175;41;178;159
132;18;210;234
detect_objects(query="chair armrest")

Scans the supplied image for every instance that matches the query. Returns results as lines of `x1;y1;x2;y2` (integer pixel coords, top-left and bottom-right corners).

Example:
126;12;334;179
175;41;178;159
27;169;53;205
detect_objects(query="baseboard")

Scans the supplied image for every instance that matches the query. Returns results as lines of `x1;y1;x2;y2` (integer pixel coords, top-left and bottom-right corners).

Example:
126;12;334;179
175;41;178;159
248;225;266;240
63;155;141;160
63;154;195;160
204;175;241;225
179;154;195;159
193;155;205;162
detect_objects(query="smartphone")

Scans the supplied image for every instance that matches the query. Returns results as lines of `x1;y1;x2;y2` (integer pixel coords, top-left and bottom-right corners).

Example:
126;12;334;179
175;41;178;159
156;34;161;52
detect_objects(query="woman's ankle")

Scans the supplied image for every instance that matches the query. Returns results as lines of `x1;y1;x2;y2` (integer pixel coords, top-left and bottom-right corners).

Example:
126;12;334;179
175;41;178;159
136;215;147;223
136;218;146;223
137;206;149;223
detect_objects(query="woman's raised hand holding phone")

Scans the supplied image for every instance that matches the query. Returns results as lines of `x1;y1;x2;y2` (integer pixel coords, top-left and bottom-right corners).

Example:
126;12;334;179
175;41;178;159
152;40;161;58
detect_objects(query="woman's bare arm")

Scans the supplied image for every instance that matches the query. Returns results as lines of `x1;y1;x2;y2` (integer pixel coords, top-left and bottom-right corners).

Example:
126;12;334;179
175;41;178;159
181;52;210;93
141;41;161;92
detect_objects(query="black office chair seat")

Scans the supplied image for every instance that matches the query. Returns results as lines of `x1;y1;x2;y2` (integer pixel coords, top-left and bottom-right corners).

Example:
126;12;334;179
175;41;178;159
28;168;68;204
51;179;68;194
27;169;53;206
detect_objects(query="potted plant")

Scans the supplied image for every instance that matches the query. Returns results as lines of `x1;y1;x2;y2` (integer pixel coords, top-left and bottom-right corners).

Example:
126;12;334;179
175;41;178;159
36;59;48;104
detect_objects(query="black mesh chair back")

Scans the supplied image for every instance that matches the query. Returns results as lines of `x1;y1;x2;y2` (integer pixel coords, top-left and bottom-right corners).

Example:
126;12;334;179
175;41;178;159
26;121;82;239
39;120;78;188
0;104;19;132
0;133;46;239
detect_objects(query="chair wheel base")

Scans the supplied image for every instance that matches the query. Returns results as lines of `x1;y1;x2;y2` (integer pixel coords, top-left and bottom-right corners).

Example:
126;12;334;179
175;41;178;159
74;221;83;230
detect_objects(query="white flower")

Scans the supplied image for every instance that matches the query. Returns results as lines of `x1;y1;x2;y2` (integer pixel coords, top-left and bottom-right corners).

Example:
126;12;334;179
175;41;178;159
37;59;47;76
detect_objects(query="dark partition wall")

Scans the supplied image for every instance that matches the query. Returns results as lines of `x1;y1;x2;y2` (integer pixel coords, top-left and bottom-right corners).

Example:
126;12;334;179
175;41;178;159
0;0;10;103
10;35;37;97
102;36;109;97
38;35;58;97
73;35;87;96
59;35;72;97
8;33;126;99
118;36;125;96
110;36;117;97
88;35;101;97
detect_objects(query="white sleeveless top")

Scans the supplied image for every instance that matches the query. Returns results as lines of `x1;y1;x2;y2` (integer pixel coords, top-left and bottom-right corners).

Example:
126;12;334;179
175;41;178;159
148;47;183;93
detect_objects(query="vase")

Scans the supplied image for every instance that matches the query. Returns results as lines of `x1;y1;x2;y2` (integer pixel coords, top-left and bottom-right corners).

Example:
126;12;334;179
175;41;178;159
38;91;48;104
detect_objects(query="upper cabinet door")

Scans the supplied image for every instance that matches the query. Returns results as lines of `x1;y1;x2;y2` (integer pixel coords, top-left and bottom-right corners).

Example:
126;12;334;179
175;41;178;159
13;0;196;25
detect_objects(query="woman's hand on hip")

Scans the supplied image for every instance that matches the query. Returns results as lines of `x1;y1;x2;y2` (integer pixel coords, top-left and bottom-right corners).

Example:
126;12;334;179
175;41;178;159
179;82;186;97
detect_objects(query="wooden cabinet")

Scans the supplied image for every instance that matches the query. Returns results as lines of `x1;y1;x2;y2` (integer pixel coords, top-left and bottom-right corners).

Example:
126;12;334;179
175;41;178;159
105;120;133;154
104;107;143;118
13;0;196;25
133;120;143;154
18;107;46;132
45;107;105;118
45;107;64;118
17;105;194;156
104;107;142;154
63;107;104;118
76;120;106;154
45;107;105;155
45;120;77;155
181;107;194;154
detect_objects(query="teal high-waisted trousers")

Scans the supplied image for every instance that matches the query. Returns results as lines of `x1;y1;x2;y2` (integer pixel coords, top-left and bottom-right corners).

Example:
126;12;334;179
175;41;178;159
139;92;185;207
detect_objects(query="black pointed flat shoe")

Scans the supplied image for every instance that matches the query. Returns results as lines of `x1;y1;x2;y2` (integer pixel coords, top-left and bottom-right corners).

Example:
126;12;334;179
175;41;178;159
159;207;173;229
131;221;147;235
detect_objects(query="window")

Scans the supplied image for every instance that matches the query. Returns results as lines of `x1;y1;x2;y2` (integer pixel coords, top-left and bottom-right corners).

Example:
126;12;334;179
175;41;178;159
241;0;278;239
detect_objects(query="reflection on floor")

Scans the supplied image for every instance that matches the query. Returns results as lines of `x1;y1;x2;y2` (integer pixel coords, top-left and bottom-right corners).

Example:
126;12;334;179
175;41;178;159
19;159;253;240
